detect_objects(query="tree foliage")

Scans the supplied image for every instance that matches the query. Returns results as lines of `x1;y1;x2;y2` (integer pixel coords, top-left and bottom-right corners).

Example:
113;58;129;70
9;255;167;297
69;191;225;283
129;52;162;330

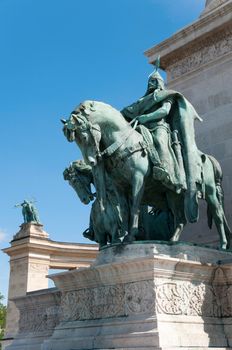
0;293;7;344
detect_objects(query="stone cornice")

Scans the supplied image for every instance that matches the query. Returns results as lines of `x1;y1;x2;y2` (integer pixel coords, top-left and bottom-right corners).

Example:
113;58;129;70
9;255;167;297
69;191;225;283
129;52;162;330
163;23;232;81
3;235;98;268
144;1;232;69
200;0;230;17
49;243;232;291
3;238;98;256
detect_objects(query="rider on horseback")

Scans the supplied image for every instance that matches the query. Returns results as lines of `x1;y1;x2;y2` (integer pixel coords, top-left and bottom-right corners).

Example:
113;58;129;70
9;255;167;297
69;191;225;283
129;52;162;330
121;63;203;223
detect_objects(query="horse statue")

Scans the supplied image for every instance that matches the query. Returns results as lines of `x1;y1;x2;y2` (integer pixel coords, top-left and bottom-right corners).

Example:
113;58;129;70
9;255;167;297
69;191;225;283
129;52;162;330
63;160;125;247
63;160;175;247
62;100;231;249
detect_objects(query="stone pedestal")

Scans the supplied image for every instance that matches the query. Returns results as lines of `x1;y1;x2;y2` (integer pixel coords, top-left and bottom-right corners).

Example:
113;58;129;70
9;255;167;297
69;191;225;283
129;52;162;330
8;243;232;350
2;224;50;348
2;223;98;350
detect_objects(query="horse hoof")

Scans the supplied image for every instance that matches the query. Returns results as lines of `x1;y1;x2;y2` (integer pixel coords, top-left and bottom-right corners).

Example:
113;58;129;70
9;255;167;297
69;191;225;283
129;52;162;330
112;238;121;244
221;243;227;250
123;235;134;243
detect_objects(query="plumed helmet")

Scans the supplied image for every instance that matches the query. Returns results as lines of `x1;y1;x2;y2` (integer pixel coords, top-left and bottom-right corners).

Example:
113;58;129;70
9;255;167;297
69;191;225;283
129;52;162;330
145;56;165;93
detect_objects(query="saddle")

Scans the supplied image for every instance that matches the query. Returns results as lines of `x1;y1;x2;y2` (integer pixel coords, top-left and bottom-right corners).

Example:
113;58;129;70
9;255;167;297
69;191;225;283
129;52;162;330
136;124;186;193
136;124;160;167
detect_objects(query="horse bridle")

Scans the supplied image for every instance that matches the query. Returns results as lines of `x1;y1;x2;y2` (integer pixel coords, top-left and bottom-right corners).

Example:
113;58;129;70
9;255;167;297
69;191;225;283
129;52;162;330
68;111;138;162
74;171;95;199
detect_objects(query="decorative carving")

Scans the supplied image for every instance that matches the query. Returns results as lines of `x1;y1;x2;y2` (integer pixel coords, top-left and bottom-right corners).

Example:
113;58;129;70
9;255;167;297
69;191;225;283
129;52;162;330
18;293;61;334
155;282;220;317
125;280;155;314
203;0;229;14
61;284;125;321
163;25;232;80
60;279;232;321
17;277;232;335
19;305;61;334
92;284;124;318
29;263;49;272
61;280;158;321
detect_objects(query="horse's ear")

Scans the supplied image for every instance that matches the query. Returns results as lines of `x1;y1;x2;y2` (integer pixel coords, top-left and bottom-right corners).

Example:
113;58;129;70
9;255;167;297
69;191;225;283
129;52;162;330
72;114;82;124
61;118;67;124
83;108;91;116
90;101;96;112
72;115;88;129
80;103;91;115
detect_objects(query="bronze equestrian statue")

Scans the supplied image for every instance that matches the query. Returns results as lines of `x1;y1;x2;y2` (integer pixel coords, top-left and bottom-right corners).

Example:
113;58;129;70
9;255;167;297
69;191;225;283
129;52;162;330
62;65;231;250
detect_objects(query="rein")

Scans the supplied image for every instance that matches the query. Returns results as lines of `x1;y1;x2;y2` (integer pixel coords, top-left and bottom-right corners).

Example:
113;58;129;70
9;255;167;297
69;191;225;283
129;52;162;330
100;118;138;158
74;172;93;198
72;110;139;160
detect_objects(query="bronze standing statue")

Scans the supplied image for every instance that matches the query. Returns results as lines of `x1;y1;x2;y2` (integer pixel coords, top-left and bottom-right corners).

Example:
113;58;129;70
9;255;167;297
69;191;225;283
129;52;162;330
62;62;231;250
15;200;40;224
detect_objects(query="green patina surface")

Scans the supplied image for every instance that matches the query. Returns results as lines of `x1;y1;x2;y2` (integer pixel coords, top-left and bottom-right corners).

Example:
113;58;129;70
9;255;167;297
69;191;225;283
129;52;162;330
15;200;40;224
62;63;231;250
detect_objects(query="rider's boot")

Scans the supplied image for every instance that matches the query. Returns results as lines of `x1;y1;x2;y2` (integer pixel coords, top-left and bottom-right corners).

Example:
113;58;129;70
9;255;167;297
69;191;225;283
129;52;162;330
153;165;185;194
153;165;170;183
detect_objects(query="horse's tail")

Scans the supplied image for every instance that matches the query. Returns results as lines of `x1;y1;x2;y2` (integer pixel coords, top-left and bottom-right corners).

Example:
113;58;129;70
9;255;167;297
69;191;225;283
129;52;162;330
206;155;222;230
207;154;223;184
206;155;232;238
207;205;213;230
207;154;223;202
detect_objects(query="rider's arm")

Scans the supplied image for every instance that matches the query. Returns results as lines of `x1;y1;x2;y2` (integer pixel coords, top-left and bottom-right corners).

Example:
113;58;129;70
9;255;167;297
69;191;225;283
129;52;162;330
137;101;172;124
121;106;135;120
121;100;141;120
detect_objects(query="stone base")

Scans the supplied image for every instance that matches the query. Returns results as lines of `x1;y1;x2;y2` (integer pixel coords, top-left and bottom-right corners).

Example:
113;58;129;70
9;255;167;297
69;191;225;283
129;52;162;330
6;242;232;350
12;223;49;240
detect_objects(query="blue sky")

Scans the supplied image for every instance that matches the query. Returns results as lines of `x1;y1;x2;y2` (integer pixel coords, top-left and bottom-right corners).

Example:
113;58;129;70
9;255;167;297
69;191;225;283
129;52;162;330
0;0;205;302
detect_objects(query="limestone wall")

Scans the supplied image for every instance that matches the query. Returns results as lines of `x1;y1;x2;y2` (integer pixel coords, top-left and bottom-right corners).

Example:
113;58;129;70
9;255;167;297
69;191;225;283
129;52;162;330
2;223;98;349
6;243;232;350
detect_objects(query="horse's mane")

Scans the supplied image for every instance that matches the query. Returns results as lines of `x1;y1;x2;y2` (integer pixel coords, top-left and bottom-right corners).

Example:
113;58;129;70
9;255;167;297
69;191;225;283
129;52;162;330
73;100;127;126
72;160;92;175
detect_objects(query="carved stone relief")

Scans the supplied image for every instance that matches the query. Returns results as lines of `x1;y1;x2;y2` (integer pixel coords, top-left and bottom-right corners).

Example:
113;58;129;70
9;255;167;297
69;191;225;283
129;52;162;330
29;263;49;273
17;278;232;334
204;0;229;14
155;282;219;316
60;279;232;321
155;281;232;317
125;280;155;315
163;25;232;80
17;292;61;334
60;281;155;321
61;284;125;321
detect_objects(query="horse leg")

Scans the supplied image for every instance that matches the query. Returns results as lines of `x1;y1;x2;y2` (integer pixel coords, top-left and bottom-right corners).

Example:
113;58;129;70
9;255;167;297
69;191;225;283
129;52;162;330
166;192;186;242
124;172;145;242
90;201;108;248
206;192;227;249
109;210;122;245
171;223;185;242
223;215;232;249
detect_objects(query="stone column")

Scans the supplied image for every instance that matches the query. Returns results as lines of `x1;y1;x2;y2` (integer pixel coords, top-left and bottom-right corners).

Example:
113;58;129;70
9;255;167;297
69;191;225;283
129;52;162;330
2;223;50;348
2;223;98;349
145;0;232;246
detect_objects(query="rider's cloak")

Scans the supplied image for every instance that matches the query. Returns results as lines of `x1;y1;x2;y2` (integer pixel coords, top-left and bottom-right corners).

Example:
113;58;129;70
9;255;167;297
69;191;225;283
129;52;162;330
122;89;203;223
